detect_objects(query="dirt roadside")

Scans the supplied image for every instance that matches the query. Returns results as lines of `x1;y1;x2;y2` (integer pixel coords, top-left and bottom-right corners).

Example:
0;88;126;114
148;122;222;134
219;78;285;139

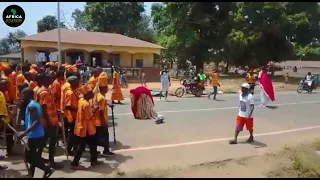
106;77;298;99
103;139;320;178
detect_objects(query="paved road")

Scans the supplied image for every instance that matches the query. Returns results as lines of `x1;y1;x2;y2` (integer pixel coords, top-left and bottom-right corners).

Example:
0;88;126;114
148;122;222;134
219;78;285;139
2;91;320;178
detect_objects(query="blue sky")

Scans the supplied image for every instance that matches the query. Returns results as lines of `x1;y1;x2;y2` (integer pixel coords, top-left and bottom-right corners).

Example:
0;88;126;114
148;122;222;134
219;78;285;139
0;2;155;38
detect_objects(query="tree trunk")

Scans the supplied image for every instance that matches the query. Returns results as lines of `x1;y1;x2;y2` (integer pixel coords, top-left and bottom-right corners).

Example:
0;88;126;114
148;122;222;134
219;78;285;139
224;62;229;74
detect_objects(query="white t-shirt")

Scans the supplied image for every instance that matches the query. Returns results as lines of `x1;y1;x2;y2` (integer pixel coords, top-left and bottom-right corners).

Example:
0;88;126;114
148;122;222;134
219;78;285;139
238;93;254;118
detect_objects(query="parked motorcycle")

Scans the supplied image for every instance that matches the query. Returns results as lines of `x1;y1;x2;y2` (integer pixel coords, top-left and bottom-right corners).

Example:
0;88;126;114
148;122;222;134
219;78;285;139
175;78;204;97
297;80;315;93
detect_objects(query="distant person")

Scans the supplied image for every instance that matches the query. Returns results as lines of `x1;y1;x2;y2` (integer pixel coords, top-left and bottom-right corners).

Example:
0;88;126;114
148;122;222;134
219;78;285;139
208;69;220;100
284;73;289;85
159;68;170;101
120;70;128;88
140;71;146;87
246;70;257;95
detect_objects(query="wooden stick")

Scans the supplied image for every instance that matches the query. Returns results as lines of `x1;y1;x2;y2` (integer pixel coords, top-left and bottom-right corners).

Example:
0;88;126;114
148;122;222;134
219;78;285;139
58;110;68;160
0;117;30;176
110;105;116;145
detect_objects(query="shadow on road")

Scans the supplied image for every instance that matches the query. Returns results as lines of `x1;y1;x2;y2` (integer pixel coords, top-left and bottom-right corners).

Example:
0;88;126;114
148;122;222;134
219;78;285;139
265;106;278;110
0;169;24;178
239;140;267;149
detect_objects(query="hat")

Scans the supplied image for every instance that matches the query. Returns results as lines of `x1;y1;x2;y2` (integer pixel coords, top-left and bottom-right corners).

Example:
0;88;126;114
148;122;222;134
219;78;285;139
67;76;78;82
0;63;10;71
98;72;108;87
78;85;92;95
240;83;250;89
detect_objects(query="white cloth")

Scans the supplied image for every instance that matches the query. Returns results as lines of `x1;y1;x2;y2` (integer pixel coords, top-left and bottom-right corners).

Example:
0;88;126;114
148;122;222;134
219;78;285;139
160;71;169;91
238;93;254;118
260;85;270;106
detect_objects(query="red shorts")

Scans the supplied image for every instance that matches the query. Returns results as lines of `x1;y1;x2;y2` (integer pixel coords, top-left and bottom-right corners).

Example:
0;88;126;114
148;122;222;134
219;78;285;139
236;116;253;131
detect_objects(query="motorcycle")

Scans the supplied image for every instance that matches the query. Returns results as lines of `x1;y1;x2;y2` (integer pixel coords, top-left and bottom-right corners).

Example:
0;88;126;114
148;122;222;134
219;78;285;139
175;77;204;97
297;79;315;93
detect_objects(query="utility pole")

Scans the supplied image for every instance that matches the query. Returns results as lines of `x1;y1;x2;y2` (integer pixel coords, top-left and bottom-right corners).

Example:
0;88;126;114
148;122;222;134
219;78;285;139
57;2;62;63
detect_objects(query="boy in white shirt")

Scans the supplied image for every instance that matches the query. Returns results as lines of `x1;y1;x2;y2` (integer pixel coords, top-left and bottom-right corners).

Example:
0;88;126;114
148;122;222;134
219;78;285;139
229;83;255;144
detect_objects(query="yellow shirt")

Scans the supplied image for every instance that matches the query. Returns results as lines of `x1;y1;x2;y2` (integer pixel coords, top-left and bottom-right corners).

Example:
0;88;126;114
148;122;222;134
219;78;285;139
94;93;108;126
0;91;9;123
74;98;96;137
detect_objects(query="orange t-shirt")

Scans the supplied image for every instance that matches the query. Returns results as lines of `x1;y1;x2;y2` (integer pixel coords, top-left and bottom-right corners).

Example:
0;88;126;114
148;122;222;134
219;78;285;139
64;88;80;123
6;71;17;103
38;86;59;127
60;81;70;111
16;73;26;97
94;93;108;126
51;79;62;110
74;98;96;137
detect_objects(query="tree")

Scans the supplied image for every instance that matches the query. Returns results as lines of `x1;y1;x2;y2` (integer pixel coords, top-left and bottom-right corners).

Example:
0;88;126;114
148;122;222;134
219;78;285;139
71;2;155;42
37;15;67;33
152;2;233;71
0;30;27;55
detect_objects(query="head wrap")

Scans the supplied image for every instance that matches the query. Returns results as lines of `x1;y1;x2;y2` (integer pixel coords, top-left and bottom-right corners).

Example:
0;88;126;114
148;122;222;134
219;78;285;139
98;72;108;87
0;63;10;71
78;85;91;96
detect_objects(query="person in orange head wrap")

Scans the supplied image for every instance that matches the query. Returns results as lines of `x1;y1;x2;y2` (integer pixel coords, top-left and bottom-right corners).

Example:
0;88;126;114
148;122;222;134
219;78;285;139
16;64;30;101
93;72;115;157
71;84;98;170
0;63;15;103
111;66;124;104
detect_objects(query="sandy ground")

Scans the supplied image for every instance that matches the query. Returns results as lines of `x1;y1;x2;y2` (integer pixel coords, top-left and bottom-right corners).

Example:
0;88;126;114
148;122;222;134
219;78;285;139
105;139;320;178
106;77;298;99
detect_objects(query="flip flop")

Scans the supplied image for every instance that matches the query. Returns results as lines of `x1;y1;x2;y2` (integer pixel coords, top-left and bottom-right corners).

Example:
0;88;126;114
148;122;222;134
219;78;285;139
229;140;238;145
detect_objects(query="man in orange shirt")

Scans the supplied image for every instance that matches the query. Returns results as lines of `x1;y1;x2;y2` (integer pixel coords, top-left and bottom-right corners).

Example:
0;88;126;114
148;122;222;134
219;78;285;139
1;63;15;104
37;74;62;169
64;76;80;155
51;70;65;110
246;70;257;95
16;64;30;125
208;69;220;100
87;67;103;90
94;72;115;157
111;66;124;104
71;85;97;170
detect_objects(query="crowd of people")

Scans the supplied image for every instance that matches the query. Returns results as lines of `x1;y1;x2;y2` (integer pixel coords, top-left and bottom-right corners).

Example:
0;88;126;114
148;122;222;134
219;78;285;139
0;60;132;178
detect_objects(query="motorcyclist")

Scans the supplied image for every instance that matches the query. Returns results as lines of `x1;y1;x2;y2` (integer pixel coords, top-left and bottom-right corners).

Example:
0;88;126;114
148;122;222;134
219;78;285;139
304;72;315;90
196;68;207;90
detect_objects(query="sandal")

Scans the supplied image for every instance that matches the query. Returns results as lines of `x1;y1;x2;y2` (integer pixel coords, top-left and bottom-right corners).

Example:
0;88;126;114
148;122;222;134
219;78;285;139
229;140;237;145
247;137;254;143
71;164;86;170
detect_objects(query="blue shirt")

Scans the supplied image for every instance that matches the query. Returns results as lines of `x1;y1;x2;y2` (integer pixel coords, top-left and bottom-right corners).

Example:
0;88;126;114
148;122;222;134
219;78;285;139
25;100;44;139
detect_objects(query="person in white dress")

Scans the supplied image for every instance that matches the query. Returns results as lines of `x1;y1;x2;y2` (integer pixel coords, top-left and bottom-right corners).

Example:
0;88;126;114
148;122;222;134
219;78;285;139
159;69;171;100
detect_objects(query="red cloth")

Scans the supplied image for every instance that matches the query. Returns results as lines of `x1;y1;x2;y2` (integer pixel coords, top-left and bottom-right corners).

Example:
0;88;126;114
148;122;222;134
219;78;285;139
130;86;154;117
260;70;275;101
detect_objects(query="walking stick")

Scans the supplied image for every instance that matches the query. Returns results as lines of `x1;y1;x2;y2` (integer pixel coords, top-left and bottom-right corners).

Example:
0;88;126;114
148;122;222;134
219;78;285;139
58;110;68;160
0;115;31;176
110;105;116;145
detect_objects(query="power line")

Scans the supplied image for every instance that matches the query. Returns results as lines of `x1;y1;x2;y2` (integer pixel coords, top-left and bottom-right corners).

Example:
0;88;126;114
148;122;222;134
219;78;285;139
61;10;75;30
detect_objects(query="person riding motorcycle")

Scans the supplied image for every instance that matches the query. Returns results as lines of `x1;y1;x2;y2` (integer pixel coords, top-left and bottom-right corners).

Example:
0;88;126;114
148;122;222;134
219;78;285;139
303;72;315;90
196;68;207;90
